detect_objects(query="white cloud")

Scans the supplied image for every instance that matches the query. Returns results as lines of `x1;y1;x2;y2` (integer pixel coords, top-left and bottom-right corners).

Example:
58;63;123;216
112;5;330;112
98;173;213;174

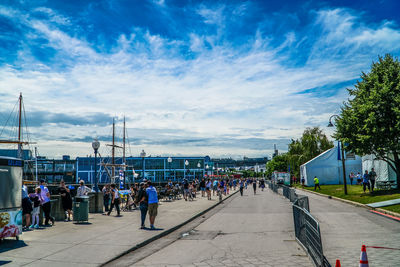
1;6;400;158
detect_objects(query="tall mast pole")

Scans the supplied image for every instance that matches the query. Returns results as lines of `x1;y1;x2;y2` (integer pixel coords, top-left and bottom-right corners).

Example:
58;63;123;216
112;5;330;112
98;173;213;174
123;116;126;188
35;147;38;182
18;93;22;159
123;116;126;164
112;118;115;182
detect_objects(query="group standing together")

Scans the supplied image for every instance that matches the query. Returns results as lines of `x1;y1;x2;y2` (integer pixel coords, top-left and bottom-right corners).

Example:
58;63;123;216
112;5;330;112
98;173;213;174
102;180;159;229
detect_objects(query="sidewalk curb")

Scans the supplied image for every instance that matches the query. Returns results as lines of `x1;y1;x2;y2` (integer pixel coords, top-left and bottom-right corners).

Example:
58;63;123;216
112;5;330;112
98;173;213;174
100;190;239;266
295;187;400;219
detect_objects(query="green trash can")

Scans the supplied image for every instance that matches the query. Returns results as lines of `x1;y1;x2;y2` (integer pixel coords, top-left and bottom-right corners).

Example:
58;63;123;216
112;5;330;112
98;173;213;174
73;196;89;223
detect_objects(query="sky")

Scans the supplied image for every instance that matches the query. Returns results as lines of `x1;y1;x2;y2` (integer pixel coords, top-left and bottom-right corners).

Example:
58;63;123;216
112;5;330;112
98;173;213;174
0;0;400;159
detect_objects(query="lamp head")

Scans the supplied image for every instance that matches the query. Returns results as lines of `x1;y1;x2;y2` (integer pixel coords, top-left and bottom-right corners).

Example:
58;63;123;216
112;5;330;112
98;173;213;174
327;121;334;127
167;157;172;163
92;139;100;150
140;149;146;158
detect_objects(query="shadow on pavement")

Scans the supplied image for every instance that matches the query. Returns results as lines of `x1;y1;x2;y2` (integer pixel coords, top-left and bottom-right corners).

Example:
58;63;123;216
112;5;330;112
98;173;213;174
142;227;164;231
0;239;28;254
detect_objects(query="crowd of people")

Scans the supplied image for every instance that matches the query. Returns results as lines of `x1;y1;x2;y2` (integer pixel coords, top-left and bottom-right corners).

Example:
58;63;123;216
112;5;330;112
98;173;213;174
297;168;378;194
21;177;267;232
349;168;377;193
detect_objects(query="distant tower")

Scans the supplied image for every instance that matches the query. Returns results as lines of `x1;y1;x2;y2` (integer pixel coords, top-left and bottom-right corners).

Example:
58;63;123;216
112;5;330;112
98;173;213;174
272;144;279;158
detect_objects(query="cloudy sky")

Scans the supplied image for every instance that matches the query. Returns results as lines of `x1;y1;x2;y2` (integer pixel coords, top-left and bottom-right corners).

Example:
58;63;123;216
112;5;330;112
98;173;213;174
1;0;400;159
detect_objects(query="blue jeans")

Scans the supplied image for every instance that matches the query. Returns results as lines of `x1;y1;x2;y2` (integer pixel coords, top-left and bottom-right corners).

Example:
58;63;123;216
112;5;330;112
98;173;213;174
104;197;110;212
140;203;148;226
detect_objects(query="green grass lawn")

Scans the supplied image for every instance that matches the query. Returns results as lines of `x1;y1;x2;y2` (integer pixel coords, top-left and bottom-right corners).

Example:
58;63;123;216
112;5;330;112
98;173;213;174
380;204;400;214
294;184;400;205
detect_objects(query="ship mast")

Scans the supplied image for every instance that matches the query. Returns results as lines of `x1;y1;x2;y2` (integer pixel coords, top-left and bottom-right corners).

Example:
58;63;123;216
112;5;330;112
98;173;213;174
103;117;125;183
112;118;115;182
0;93;30;159
18;93;22;158
123;116;126;165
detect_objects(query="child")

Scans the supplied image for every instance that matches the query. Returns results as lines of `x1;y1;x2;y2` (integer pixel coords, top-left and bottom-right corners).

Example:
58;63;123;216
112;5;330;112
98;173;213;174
29;187;42;229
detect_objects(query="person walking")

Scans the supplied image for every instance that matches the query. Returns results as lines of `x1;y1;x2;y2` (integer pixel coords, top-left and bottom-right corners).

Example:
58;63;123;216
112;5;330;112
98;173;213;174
362;170;371;193
21;183;32;231
102;184;111;212
349;172;354;185
212;179;218;196
107;183;121;217
39;179;55;226
200;178;206;197
260;179;265;191
58;180;73;221
239;179;244;196
369;168;377;192
206;179;212;200
29;187;42;229
183;179;189;201
137;182;148;229
313;176;321;191
146;181;158;230
252;179;257;195
356;172;362;185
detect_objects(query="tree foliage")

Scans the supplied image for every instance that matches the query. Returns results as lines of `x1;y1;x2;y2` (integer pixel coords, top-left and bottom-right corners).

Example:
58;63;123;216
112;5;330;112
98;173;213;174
266;153;289;176
335;54;400;188
265;127;333;178
287;127;333;178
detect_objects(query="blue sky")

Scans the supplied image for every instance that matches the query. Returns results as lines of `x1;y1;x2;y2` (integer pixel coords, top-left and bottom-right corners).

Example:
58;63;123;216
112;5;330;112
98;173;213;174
1;0;400;159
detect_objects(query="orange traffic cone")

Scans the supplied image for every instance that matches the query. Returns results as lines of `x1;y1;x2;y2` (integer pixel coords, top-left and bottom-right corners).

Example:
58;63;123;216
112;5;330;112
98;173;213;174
359;245;369;267
335;259;341;267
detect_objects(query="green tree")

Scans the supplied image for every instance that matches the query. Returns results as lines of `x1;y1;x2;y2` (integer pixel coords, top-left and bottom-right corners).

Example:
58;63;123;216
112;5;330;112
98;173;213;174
266;153;289;176
287;127;334;178
335;54;400;188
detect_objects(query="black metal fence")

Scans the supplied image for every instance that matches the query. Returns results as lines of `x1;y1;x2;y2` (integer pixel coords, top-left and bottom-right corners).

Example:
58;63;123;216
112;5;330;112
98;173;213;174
268;182;330;267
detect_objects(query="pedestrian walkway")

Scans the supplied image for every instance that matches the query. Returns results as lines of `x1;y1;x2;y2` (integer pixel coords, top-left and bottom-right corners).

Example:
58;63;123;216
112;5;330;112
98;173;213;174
134;187;312;267
0;192;235;267
298;189;400;266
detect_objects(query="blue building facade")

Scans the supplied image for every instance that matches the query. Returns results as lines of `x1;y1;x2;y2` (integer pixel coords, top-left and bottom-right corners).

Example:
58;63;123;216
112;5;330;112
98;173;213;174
76;156;206;185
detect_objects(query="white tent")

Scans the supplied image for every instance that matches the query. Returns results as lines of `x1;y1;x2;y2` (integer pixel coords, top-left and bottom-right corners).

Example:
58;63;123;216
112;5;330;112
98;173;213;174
300;145;362;186
362;155;397;184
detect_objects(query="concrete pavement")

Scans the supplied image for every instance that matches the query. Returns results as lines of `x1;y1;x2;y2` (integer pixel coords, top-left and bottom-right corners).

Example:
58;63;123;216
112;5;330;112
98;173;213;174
297;189;400;266
0;191;236;267
130;187;312;267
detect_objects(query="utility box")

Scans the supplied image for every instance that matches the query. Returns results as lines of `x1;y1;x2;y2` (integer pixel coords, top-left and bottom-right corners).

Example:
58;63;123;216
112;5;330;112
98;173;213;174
73;196;89;223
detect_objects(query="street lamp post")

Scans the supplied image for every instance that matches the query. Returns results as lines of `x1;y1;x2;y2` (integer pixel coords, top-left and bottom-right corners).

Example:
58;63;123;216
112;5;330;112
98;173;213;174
206;164;209;178
92;139;100;192
185;160;189;180
140;150;146;181
197;161;201;180
168;157;172;181
92;139;101;213
328;115;348;195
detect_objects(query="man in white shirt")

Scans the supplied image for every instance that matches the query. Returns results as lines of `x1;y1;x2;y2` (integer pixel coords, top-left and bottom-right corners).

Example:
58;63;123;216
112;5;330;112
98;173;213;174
40;179;55;226
77;180;91;197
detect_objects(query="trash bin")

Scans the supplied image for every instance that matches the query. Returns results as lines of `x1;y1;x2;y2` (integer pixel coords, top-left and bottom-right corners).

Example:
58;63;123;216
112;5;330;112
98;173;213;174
73;196;89;223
